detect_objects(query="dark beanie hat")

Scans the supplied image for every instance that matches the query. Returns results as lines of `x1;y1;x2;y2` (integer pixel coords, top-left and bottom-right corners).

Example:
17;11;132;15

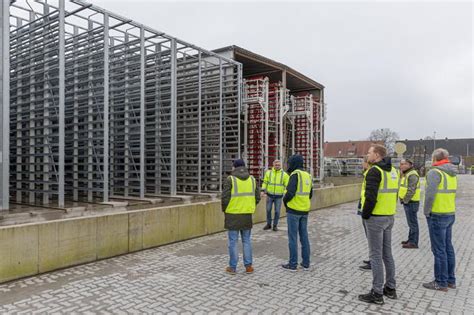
233;159;246;168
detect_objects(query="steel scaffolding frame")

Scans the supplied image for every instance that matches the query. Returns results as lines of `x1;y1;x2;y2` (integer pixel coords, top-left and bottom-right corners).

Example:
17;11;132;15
3;0;241;209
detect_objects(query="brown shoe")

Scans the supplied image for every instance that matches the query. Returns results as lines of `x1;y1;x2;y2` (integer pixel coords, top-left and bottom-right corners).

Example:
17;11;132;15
401;240;409;245
402;243;418;249
448;283;457;289
245;265;254;274
226;267;236;275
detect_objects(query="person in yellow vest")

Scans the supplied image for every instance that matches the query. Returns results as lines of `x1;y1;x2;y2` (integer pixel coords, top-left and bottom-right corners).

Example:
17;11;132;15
358;144;398;305
221;159;261;275
281;155;313;271
399;158;421;249
422;148;458;292
262;160;290;231
358;156;372;270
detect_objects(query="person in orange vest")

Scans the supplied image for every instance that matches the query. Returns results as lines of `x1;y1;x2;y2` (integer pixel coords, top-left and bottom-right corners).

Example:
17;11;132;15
221;159;261;275
422;148;458;291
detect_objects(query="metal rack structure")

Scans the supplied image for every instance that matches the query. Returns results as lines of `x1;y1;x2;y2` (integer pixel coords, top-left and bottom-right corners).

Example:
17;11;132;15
2;0;241;209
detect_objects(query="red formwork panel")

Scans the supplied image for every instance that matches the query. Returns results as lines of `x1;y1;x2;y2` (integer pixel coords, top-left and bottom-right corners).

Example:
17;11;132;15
291;92;323;179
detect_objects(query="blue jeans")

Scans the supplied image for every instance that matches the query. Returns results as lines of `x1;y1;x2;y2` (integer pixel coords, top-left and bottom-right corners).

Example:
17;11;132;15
403;202;420;246
266;195;282;226
427;214;456;287
286;212;310;268
227;230;252;269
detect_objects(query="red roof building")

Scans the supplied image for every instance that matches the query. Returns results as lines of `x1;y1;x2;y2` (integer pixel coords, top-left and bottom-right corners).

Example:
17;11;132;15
324;141;384;158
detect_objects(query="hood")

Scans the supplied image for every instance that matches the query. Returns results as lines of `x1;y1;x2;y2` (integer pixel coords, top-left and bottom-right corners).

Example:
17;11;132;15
287;155;304;173
231;166;250;180
401;166;414;175
373;156;392;172
434;163;458;176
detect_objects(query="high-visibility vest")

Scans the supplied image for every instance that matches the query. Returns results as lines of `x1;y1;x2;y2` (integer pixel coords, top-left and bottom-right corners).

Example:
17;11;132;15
262;168;289;196
429;168;457;214
287;170;312;212
225;176;257;214
399;169;421;201
361;165;399;215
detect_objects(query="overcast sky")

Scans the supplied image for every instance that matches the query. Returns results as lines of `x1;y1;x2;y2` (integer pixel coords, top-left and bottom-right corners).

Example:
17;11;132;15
92;0;473;141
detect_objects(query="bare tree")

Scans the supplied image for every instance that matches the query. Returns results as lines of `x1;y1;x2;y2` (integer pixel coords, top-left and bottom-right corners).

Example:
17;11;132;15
368;128;400;154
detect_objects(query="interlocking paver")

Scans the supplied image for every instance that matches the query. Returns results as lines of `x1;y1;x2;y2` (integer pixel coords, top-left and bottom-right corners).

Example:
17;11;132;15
0;175;473;313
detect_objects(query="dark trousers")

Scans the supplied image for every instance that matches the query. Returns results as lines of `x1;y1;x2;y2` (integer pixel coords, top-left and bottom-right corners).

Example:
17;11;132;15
403;202;420;246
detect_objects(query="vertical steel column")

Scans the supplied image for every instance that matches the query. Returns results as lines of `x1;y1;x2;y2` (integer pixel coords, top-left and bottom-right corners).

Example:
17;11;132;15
237;64;242;159
279;88;284;161
197;52;202;193
58;0;65;207
0;0;9;210
319;89;325;181
170;39;177;195
309;96;314;176
219;59;223;190
139;26;145;198
103;13;110;202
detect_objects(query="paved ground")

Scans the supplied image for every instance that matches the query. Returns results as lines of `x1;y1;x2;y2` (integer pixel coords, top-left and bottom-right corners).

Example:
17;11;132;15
0;175;473;314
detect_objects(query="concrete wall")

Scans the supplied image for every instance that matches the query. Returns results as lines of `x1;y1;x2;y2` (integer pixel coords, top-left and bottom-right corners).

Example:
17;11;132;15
324;176;363;186
0;183;361;283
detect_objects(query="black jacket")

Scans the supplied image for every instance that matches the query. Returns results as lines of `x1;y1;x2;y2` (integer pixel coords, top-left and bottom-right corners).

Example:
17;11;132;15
361;157;392;219
283;155;313;215
221;166;261;230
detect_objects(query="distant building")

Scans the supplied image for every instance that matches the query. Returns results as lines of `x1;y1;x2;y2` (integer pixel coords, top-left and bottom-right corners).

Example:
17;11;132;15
324;140;384;158
398;138;474;169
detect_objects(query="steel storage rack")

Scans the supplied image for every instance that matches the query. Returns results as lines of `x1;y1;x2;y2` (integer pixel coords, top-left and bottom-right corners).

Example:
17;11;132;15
4;0;242;209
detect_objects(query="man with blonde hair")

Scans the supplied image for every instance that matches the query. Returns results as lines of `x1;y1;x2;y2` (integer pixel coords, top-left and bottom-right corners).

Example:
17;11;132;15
423;148;458;291
358;144;398;304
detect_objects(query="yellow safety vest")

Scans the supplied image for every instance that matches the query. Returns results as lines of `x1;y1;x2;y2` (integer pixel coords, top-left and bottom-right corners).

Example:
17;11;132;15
399;169;421;202
226;176;257;214
361;165;399;215
262;168;289;196
430;168;457;214
287;170;312;212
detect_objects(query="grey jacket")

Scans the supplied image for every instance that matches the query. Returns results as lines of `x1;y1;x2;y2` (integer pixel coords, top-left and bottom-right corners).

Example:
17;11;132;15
401;168;420;204
221;166;261;230
423;163;458;217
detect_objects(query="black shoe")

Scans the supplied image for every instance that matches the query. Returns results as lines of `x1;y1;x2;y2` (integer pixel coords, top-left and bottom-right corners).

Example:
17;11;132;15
263;224;271;230
358;290;384;305
359;264;372;270
281;263;297;272
363;260;370;265
401;240;409;245
383;286;398;299
272;225;278;231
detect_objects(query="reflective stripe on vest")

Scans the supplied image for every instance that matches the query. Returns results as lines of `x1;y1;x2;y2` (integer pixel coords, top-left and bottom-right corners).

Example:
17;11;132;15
264;169;286;196
226;176;257;214
399;169;421;201
287;170;312;212
430;168;457;214
362;165;399;215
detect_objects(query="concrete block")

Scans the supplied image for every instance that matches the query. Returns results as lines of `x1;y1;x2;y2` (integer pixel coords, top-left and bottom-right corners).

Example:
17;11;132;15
97;214;129;259
204;202;224;234
177;205;206;240
143;207;179;248
0;225;39;282
39;218;97;272
128;212;144;252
